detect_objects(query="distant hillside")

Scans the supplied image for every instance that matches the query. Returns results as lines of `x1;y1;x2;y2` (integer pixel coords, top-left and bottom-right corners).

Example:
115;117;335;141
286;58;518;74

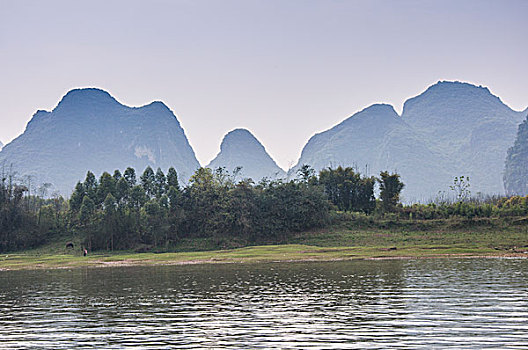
504;114;528;195
402;81;525;195
0;88;200;194
293;104;452;200
294;81;525;200
0;141;3;151
207;128;285;181
2;81;524;200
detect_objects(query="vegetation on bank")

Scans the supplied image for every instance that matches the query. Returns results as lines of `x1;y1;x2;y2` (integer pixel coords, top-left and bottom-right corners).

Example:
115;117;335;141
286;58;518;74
1;164;528;258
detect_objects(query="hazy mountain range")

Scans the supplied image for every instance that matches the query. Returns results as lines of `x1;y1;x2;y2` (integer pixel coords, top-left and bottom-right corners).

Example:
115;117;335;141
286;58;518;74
294;81;526;200
0;81;526;199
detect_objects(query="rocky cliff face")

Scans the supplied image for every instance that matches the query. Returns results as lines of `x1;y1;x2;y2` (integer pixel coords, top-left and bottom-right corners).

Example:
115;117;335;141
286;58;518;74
504;114;528;195
0;88;200;194
207;128;285;181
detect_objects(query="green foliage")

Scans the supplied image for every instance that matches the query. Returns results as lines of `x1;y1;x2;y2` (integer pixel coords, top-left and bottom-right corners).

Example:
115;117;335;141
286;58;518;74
65;166;332;251
123;167;137;187
79;196;95;224
297;164;316;183
378;171;405;212
318;166;376;213
98;172;116;203
0;168;67;252
70;182;85;212
141;166;156;198
154;168;167;199
7;162;528;255
167;167;180;190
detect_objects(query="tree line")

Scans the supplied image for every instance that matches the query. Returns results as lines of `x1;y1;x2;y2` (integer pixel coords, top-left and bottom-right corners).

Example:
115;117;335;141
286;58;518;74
17;162;528;253
69;166;334;251
1;164;407;252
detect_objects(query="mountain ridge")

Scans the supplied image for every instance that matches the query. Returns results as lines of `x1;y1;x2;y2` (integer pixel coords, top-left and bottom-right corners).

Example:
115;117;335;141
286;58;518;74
293;101;453;200
293;81;524;199
0;88;200;194
1;81;525;199
207;128;285;181
402;80;525;195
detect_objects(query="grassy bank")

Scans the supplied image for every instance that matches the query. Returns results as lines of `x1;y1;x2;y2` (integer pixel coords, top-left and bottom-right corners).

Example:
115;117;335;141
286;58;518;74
1;244;526;271
1;216;527;271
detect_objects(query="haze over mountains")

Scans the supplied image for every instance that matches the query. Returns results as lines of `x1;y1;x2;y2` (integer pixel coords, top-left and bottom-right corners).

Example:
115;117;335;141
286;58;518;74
403;82;525;197
294;81;525;200
0;81;525;200
0;89;199;194
207;129;285;181
293;103;454;200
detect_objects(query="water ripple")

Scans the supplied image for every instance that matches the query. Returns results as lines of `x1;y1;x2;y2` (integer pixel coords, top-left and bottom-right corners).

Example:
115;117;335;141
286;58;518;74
0;258;527;349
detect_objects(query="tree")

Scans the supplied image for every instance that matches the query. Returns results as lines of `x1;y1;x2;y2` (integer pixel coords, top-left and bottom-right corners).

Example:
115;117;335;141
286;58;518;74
129;185;147;210
318;166;375;213
84;171;98;202
115;177;129;205
113;169;122;182
226;180;257;236
166;167;180;190
450;176;471;202
184;167;225;235
140;166;156;198
143;199;164;246
378;171;404;212
154;168;167;199
79;195;95;225
98;172;116;204
123;167;137;188
356;176;376;214
297;164;315;183
70;182;85;212
103;193;117;250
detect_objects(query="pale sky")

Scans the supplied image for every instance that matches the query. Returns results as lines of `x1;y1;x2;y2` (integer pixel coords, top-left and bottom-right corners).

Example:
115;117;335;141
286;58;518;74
1;0;527;170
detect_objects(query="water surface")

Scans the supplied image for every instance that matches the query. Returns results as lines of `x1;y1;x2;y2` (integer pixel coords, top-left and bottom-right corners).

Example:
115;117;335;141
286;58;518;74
1;258;527;349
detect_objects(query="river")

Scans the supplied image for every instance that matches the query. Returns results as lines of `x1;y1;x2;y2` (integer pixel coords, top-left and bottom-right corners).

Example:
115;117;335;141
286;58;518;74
0;258;527;349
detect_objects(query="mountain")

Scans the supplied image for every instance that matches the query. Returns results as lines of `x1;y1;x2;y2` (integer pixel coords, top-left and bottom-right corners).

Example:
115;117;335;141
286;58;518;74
207;128;285;181
0;141;3;151
402;81;525;195
504;114;528;195
294;81;525;200
293;104;453;201
0;88;200;194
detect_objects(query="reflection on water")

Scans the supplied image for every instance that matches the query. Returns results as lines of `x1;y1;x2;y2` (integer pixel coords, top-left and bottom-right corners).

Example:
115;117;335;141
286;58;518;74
0;258;527;349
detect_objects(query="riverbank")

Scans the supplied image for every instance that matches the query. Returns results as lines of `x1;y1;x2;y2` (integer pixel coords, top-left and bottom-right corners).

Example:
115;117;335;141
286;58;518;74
1;243;527;271
2;217;527;271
